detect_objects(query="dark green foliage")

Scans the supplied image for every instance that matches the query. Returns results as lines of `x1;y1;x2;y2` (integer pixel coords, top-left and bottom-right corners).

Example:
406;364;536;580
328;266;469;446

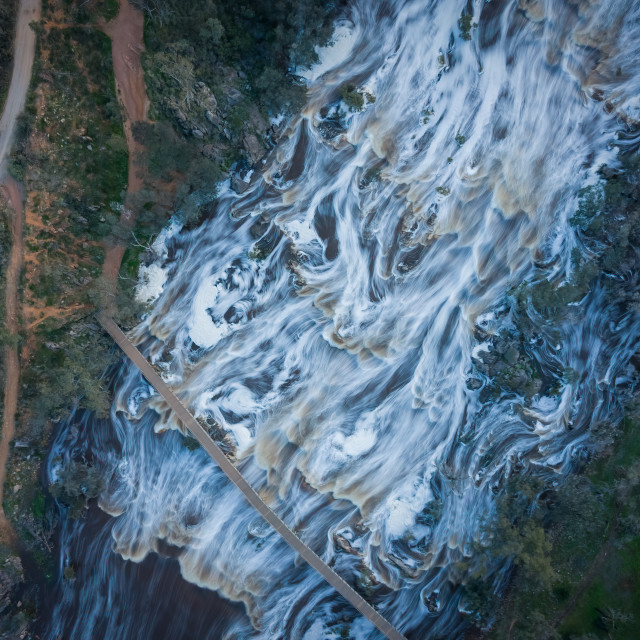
141;0;343;114
98;0;119;21
477;411;640;639
475;477;554;588
21;322;116;420
569;157;640;307
458;14;473;41
138;0;344;184
339;84;375;112
0;0;18;108
32;549;54;582
15;23;130;420
458;1;476;41
460;477;556;634
31;489;46;519
63;565;76;580
131;120;221;227
340;83;364;111
422;106;435;123
39;27;128;225
509;154;640;343
120;242;148;282
183;436;201;451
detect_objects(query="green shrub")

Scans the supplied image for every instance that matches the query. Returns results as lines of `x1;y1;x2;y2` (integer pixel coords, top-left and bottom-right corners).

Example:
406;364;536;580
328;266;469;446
340;83;365;111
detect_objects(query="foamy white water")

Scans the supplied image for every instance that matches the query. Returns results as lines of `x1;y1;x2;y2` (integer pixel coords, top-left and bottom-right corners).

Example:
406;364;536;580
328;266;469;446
47;1;640;638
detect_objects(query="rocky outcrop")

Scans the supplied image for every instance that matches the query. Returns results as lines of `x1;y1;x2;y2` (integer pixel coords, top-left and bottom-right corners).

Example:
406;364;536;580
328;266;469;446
0;553;27;637
242;133;263;165
151;56;271;172
471;330;542;400
230;172;252;194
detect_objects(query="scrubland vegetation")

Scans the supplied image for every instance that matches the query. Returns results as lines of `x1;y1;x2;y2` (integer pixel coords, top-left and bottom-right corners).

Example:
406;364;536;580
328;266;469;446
0;0;18;109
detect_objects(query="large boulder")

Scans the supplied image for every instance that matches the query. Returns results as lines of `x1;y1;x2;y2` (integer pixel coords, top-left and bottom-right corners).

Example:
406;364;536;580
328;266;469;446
230;174;250;194
243;134;265;165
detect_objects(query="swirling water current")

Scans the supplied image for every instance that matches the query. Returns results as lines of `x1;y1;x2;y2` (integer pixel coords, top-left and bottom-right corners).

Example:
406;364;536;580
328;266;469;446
45;0;640;638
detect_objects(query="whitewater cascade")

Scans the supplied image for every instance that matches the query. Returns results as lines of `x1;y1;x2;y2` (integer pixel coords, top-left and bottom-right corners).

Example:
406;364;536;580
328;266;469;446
46;0;640;638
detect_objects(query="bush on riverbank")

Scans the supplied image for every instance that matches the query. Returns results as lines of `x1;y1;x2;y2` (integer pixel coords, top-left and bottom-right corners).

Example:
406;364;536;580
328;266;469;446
463;149;640;638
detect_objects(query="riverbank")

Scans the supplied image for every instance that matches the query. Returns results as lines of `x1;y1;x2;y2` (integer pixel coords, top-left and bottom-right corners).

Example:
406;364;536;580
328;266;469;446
462;151;640;639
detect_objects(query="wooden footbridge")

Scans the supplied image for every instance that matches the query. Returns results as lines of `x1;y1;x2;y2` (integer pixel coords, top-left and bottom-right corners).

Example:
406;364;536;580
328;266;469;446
97;312;407;640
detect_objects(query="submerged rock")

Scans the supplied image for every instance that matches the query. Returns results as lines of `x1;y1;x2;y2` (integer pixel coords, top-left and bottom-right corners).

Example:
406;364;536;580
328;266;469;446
230;174;250;194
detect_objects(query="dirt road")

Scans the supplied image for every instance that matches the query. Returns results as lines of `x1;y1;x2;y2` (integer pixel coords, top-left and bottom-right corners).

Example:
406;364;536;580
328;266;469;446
0;0;41;175
101;0;149;293
0;178;24;540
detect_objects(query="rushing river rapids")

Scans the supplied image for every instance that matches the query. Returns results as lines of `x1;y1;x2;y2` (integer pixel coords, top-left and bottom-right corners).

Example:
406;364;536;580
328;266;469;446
45;0;640;638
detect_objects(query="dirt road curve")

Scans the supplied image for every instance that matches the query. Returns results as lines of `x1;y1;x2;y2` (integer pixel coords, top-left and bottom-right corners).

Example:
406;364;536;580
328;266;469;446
0;178;24;540
101;0;149;291
97;313;408;640
0;0;41;175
